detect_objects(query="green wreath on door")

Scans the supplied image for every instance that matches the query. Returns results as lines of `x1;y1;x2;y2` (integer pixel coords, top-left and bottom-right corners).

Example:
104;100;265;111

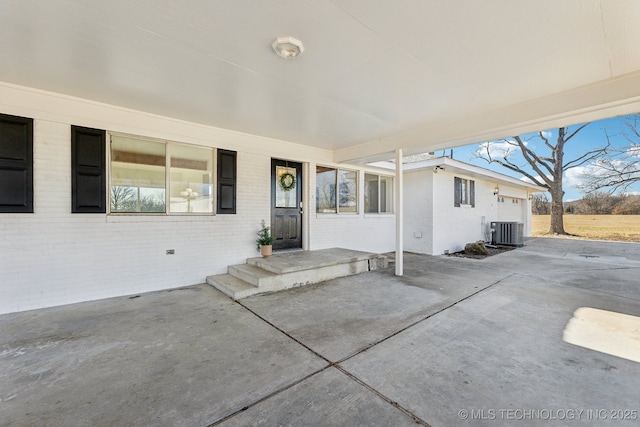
279;172;296;191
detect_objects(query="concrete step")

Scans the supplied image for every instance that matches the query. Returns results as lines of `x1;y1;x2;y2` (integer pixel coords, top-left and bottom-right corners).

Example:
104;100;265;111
206;274;259;300
208;248;389;300
247;248;386;274
228;264;279;287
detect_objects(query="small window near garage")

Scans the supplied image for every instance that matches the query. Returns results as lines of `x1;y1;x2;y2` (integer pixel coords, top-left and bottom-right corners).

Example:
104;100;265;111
0;113;33;213
454;176;475;207
316;166;358;213
109;134;215;215
365;173;393;213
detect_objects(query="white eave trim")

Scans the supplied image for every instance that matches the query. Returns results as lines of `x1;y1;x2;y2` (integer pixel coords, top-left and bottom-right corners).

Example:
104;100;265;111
403;157;546;191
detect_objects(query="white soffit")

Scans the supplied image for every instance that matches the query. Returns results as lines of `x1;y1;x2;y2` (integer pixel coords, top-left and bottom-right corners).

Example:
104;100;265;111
0;0;639;161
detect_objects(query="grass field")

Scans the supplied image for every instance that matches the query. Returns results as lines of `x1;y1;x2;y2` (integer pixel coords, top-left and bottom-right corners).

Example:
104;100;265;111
532;215;640;243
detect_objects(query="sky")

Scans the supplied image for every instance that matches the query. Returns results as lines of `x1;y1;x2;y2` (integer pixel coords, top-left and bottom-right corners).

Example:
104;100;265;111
439;114;640;201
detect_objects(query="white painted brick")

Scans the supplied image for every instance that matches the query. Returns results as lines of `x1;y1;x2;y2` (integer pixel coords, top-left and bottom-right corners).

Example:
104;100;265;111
0;86;397;314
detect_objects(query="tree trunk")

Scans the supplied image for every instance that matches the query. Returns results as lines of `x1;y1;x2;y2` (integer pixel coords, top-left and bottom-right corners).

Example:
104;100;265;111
549;183;566;234
548;131;568;235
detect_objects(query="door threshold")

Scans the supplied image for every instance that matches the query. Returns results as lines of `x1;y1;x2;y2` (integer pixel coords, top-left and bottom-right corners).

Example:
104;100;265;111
273;248;304;254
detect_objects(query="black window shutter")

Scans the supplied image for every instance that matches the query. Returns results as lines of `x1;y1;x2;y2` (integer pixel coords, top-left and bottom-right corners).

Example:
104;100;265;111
71;126;106;213
454;177;461;207
217;149;236;214
0;113;33;213
470;180;475;207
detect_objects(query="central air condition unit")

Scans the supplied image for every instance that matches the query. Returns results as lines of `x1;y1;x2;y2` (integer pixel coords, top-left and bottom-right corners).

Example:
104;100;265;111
491;222;524;247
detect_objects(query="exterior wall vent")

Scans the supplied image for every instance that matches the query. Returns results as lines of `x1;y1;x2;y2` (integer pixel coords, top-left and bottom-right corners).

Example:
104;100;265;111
491;221;524;247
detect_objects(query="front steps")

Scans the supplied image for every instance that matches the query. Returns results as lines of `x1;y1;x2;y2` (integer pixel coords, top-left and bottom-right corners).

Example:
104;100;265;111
207;248;388;300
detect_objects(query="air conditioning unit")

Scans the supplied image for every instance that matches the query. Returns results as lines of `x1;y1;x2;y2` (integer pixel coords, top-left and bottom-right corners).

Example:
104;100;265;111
491;222;524;247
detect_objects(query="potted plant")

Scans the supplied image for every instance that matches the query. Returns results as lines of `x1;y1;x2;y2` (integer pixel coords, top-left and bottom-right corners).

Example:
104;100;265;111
256;220;275;258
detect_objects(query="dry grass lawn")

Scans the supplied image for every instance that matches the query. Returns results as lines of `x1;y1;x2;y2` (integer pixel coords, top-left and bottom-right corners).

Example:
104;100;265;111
532;215;640;243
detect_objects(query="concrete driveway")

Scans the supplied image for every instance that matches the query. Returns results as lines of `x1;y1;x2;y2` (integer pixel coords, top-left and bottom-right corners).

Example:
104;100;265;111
1;238;639;426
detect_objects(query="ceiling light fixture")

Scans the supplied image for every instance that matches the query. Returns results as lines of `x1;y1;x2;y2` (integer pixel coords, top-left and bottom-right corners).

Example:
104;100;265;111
272;36;304;59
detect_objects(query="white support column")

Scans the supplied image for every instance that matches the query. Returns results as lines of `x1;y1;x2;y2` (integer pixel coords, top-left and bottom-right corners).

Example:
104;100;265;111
524;193;533;237
302;162;311;251
395;148;403;276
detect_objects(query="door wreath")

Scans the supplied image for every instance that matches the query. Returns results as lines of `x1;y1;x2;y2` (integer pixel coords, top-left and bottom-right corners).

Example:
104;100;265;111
279;171;296;191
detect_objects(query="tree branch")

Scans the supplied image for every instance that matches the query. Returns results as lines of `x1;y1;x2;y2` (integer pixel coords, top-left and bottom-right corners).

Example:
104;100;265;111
564;122;590;142
477;140;549;188
564;142;609;169
514;135;555;179
539;130;555;151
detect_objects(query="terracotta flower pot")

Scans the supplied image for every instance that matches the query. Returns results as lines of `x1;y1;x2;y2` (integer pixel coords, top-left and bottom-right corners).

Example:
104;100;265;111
260;245;272;258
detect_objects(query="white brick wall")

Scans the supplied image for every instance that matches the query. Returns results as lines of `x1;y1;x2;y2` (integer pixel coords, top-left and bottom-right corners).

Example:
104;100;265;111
308;164;396;253
403;169;434;255
404;168;531;255
0;83;396;314
431;175;495;254
311;215;396;253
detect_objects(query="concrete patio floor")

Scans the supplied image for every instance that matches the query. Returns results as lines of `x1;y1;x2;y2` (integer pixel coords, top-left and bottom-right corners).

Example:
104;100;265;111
1;238;639;426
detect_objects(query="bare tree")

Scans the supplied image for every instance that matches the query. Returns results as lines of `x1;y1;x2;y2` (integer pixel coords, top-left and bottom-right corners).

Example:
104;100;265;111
579;114;640;193
612;194;640;215
477;124;608;234
110;186;136;212
574;191;621;215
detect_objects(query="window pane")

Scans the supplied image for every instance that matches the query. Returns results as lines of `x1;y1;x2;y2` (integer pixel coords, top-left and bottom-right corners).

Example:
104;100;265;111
380;176;393;213
364;173;378;213
275;166;297;208
111;136;166;213
460;178;468;205
316;166;336;213
338;169;357;213
169;144;213;213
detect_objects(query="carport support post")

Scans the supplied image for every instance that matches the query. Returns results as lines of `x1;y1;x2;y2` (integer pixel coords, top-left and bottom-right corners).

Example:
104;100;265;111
395;148;403;276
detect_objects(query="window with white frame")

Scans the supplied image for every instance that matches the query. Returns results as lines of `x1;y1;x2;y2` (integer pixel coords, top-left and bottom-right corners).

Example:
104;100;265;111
364;173;393;213
110;134;214;214
454;176;475;207
316;166;358;213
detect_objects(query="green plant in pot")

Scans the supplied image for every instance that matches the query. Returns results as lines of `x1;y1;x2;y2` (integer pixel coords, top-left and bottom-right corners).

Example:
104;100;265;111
256;220;275;258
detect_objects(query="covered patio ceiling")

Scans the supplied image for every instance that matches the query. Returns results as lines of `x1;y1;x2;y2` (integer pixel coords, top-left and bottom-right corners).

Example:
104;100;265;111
1;0;640;163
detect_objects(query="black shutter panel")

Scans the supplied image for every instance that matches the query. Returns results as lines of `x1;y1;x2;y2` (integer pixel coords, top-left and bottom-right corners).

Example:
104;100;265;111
454;177;461;207
0;113;33;213
217;149;236;214
470;180;475;207
71;126;106;213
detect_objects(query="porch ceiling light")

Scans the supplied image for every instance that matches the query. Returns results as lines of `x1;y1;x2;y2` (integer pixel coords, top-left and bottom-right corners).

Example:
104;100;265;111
272;36;304;59
494;186;500;195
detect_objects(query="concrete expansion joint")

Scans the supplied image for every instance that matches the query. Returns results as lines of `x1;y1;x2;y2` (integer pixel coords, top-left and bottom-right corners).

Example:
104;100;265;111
232;292;433;425
223;276;507;427
207;367;331;426
332;364;430;427
213;269;513;426
236;299;332;364
335;274;515;365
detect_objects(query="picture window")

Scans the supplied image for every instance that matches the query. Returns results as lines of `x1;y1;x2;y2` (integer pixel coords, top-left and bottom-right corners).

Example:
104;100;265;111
109;134;215;215
316;166;358;213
